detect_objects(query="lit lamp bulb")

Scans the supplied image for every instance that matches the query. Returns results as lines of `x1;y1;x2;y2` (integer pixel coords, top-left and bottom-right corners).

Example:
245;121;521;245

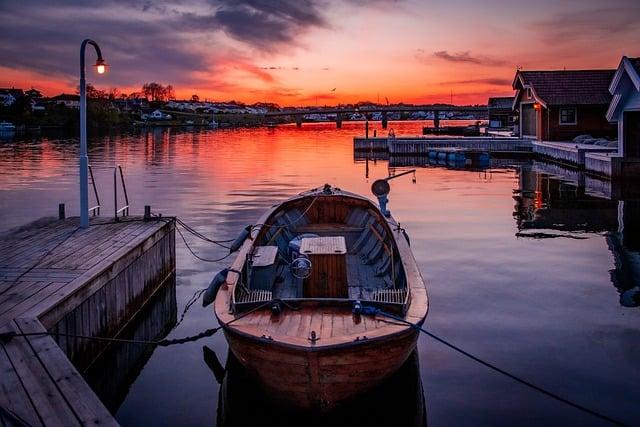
94;59;107;75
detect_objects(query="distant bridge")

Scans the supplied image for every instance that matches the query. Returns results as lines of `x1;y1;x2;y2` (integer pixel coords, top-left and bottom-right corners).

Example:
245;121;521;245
266;105;487;128
161;104;488;129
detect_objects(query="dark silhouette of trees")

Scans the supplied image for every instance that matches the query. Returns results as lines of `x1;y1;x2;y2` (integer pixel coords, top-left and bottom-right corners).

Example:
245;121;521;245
142;82;175;102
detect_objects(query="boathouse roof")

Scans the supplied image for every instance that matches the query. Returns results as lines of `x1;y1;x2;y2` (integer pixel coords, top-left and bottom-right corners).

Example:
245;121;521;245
606;56;640;122
512;69;615;107
488;97;514;111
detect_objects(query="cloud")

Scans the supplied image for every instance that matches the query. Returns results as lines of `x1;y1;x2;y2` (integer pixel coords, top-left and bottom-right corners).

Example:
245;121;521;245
298;92;337;102
529;3;640;44
206;0;329;51
441;78;512;86
0;0;336;97
431;51;508;67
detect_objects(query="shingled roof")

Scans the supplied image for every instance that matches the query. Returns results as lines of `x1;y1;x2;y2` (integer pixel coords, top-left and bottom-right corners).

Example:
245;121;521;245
513;69;615;106
488;96;514;111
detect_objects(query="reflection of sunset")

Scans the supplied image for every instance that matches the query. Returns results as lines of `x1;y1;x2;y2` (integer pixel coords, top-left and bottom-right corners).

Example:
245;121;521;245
0;121;512;229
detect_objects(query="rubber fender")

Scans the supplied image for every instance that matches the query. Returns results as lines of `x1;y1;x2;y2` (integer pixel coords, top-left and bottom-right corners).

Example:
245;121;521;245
229;225;252;253
202;268;229;307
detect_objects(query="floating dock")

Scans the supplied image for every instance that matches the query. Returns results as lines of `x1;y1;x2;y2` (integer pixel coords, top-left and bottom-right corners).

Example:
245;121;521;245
353;136;532;155
0;215;175;426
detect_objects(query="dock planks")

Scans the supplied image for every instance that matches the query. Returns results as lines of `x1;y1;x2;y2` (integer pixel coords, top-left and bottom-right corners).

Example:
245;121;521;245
0;216;175;426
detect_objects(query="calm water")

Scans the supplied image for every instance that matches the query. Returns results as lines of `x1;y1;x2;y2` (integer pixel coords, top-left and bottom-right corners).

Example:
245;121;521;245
1;121;639;426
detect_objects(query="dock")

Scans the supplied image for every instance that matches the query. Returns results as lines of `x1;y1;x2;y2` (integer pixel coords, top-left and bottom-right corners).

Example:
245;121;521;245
0;215;175;426
353;136;533;155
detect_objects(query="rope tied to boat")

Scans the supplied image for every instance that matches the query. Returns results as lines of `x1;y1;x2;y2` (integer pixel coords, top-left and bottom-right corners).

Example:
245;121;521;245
0;300;275;348
352;303;628;427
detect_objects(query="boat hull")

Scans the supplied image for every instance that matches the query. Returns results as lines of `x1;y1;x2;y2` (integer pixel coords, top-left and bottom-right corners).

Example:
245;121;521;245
223;325;419;411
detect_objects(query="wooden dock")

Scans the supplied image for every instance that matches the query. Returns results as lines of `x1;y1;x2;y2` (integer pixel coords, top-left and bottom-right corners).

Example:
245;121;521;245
0;216;175;426
353;136;532;155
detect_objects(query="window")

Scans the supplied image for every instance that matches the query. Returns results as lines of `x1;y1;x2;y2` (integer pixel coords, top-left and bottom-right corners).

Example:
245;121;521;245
559;108;577;125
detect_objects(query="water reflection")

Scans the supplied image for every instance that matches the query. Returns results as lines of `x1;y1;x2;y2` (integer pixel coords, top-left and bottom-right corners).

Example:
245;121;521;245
211;349;426;427
84;275;177;413
1;123;640;425
514;163;640;306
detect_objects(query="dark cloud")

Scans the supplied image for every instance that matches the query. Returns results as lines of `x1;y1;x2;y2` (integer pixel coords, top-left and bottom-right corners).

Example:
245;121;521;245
0;0;331;90
0;1;209;88
206;0;328;51
432;51;507;67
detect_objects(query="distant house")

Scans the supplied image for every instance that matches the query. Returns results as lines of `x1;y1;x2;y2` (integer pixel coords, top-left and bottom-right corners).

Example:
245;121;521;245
51;94;80;108
606;56;640;159
512;69;616;141
25;88;43;99
30;99;46;112
0;88;24;106
148;109;172;120
487;97;515;129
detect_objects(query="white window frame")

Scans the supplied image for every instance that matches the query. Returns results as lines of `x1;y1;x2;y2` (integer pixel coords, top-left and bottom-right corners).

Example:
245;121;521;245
559;107;577;125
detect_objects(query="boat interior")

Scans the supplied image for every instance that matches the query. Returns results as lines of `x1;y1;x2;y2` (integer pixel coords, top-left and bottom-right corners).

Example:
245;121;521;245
232;192;409;313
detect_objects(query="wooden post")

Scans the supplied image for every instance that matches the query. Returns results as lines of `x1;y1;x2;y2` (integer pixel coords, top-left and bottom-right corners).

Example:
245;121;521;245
144;205;151;221
58;203;66;220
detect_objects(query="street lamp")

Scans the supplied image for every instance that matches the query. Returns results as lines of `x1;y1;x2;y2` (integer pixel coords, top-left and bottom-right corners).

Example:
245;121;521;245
79;39;107;228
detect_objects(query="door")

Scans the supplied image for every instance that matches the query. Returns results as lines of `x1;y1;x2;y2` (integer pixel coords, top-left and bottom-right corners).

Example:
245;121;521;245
624;111;640;158
521;104;536;137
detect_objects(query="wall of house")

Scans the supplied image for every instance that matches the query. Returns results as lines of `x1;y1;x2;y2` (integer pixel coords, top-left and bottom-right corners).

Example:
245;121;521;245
617;90;640;156
536;107;549;140
517;89;538;138
546;105;616;141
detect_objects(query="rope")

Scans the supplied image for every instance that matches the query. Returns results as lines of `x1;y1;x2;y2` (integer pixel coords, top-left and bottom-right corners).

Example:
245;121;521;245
174;224;232;263
175;218;233;249
368;308;627;427
0;300;276;348
173;287;208;330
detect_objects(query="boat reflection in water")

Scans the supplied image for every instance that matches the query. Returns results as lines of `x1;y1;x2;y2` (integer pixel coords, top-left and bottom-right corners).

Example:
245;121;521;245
83;274;177;412
513;162;640;307
207;347;427;427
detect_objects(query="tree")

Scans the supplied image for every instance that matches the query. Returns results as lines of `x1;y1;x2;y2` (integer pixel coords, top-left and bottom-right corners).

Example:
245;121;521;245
85;84;107;99
191;94;200;103
141;82;175;102
108;87;120;100
164;85;175;101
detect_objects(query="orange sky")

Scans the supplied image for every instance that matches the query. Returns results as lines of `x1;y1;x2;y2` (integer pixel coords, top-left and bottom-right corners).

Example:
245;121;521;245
1;0;638;106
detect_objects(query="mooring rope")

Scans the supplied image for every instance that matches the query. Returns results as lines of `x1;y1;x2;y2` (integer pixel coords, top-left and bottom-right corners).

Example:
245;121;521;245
0;300;274;348
361;306;628;427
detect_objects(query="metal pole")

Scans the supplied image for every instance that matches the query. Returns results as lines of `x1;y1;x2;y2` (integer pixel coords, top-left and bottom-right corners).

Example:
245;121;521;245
79;39;104;228
114;167;118;221
79;40;89;228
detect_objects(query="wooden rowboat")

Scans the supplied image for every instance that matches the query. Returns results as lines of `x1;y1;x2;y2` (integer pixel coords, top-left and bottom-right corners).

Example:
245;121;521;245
213;184;428;411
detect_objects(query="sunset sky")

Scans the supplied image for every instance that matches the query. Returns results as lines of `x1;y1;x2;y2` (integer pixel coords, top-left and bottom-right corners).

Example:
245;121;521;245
1;0;639;106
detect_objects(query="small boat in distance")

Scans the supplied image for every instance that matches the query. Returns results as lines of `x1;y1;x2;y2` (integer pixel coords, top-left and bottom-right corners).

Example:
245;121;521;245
210;183;428;411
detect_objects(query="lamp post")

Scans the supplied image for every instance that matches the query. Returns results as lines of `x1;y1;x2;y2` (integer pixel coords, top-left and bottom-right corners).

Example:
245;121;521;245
79;39;107;228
